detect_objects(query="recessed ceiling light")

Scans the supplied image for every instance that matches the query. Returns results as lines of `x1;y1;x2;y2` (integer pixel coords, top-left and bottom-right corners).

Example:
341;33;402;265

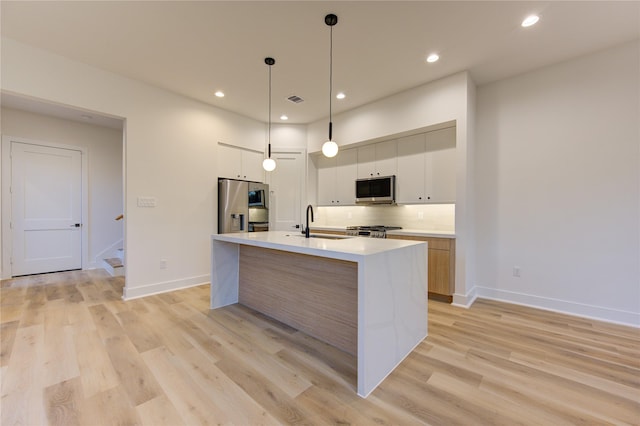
214;91;225;98
80;114;93;120
280;115;288;120
336;92;346;100
426;53;439;63
521;15;539;27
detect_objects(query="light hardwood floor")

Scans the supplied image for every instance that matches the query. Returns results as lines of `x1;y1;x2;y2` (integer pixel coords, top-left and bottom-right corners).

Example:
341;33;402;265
1;269;638;425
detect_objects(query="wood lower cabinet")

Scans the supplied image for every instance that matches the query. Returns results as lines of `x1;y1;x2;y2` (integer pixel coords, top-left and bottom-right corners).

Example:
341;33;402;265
387;235;455;303
312;229;455;302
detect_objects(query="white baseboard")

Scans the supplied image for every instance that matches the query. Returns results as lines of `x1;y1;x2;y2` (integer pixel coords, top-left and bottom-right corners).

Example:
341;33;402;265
475;286;640;328
451;286;478;308
123;274;209;300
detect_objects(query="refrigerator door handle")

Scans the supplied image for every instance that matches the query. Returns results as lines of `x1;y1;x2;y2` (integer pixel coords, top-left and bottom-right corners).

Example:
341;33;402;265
239;214;245;231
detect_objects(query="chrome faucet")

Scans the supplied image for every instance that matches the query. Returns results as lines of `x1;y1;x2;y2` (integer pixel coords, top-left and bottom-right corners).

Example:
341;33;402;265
303;204;314;238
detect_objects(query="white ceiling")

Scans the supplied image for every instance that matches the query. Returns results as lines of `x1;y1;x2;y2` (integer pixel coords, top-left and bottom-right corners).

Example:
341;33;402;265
1;1;639;126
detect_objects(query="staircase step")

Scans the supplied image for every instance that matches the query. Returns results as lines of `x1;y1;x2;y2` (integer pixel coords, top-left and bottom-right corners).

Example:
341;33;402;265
105;258;123;268
116;248;124;261
103;257;124;277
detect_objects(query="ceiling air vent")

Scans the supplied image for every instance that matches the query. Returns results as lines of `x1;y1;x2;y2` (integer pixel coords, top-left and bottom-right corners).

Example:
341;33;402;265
287;95;305;104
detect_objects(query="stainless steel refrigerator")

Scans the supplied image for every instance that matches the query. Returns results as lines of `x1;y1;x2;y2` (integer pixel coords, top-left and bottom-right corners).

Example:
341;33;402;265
218;179;269;234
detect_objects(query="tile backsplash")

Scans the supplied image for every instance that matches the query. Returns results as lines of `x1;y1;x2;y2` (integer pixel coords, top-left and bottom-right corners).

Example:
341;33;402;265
315;204;455;232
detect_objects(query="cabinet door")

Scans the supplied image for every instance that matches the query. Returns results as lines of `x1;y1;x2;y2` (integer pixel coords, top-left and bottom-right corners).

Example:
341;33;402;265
425;127;456;203
356;145;376;178
357;141;397;178
218;144;242;179
386;235;454;299
428;248;452;296
317;155;337;205
374;140;397;177
242;150;265;182
335;149;357;205
396;134;426;203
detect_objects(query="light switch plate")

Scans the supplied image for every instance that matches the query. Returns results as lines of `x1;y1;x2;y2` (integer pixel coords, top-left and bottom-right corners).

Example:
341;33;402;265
137;196;157;207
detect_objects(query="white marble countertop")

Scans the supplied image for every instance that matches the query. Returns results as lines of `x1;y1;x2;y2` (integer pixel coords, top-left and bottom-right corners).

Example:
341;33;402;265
309;226;456;239
387;229;456;238
212;231;426;262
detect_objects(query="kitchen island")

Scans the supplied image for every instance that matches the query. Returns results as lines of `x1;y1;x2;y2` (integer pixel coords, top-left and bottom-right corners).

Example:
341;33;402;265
210;231;427;397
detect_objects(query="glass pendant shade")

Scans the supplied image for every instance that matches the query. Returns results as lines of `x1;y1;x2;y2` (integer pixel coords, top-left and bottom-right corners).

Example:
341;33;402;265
322;140;339;158
262;157;276;171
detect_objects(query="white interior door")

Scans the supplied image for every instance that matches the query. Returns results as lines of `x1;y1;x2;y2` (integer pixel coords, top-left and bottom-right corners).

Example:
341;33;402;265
267;151;304;231
11;142;82;276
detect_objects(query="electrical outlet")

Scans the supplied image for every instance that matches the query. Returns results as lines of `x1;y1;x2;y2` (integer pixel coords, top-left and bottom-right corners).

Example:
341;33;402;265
347;212;353;219
418;211;424;220
138;196;157;207
160;259;167;269
513;266;521;277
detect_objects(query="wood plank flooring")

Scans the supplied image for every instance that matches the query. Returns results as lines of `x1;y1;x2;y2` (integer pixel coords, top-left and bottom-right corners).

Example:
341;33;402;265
1;269;638;425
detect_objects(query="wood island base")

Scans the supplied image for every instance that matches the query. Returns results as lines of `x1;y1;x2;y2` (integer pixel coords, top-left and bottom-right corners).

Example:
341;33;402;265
239;245;358;355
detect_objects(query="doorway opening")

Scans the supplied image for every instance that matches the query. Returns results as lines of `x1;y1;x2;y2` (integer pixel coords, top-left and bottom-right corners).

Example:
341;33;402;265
0;95;125;283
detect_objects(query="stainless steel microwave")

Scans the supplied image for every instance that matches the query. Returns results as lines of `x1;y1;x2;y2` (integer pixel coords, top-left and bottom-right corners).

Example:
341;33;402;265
248;183;268;208
355;175;396;204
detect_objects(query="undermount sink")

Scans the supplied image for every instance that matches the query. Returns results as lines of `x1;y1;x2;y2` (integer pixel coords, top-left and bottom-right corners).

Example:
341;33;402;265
285;233;351;240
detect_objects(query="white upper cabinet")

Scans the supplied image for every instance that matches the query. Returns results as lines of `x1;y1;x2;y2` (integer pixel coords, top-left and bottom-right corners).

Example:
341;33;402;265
335;149;358;204
218;144;265;182
317;155;337;206
396;127;456;204
218;144;241;179
357;140;397;178
242;150;265;182
317;148;357;206
356;145;375;178
316;127;456;206
396;134;427;203
425;127;456;203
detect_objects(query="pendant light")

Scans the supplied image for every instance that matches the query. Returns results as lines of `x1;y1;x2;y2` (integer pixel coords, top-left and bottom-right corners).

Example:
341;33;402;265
322;13;339;158
262;57;277;172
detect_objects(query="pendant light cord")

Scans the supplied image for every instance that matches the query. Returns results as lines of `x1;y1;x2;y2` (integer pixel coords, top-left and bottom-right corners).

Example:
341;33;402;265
328;23;333;141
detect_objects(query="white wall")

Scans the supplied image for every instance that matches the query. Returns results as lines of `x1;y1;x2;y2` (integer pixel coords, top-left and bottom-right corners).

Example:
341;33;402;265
307;72;476;303
1;37;265;298
307;72;469;152
270;124;307;149
475;40;640;326
1;107;124;268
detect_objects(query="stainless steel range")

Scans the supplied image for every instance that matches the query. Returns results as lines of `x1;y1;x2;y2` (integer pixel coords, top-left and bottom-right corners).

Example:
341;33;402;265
345;225;402;238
